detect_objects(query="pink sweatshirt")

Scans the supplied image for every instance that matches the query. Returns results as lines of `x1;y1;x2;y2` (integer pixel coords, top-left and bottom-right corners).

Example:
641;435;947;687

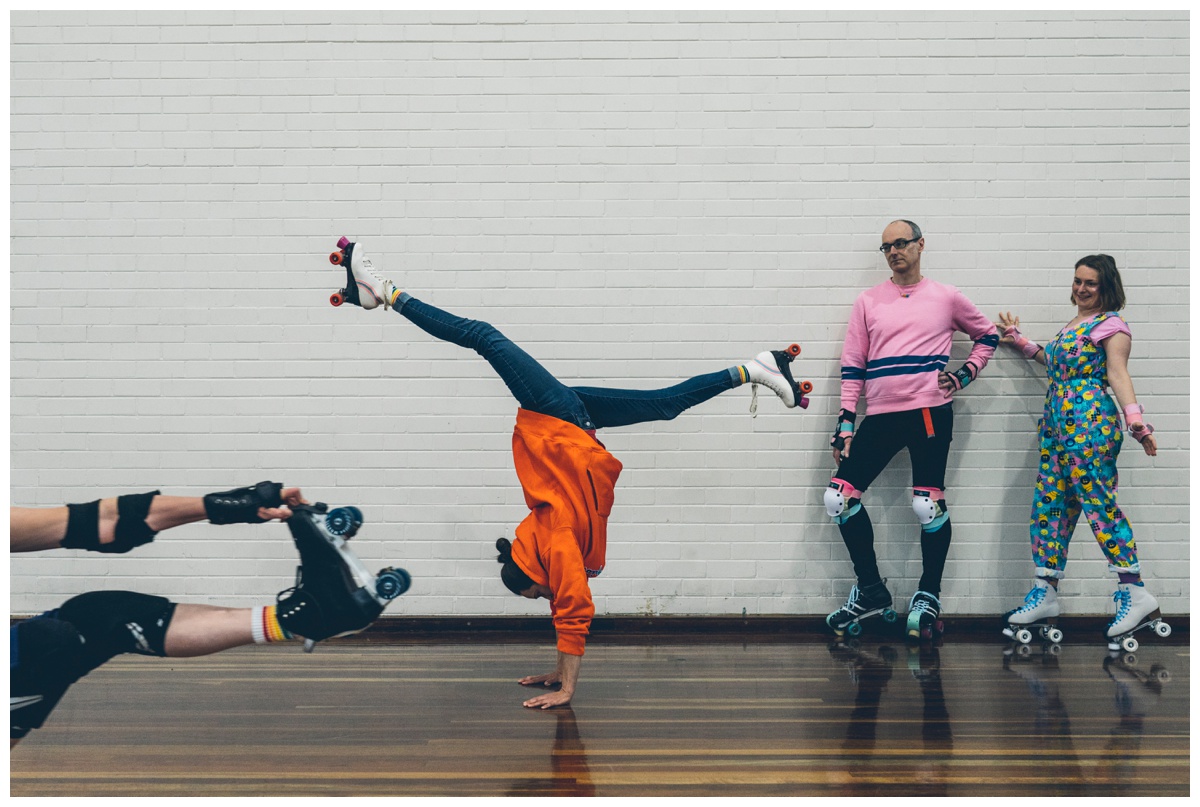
840;277;999;416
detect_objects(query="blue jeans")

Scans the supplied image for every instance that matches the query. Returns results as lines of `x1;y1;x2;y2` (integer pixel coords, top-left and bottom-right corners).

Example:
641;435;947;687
394;294;739;430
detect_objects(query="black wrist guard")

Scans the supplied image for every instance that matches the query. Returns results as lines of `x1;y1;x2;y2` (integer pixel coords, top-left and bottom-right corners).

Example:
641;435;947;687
204;481;284;524
830;408;857;451
948;362;978;391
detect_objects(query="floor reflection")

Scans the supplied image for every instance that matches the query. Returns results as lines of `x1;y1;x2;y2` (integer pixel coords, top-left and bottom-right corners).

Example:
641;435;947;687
506;707;595;797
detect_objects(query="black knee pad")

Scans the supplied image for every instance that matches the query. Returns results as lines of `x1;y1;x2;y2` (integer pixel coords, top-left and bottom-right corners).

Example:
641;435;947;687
56;590;177;660
62;490;161;553
10;616;89;738
204;480;283;524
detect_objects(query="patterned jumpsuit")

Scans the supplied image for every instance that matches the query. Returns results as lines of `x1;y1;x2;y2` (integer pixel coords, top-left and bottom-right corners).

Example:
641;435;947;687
1030;312;1137;578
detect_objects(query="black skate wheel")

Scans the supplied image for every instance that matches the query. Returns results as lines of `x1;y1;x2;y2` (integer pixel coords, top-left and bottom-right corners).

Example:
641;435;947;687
325;506;361;538
330;292;345;307
376;567;411;600
330;251;343;265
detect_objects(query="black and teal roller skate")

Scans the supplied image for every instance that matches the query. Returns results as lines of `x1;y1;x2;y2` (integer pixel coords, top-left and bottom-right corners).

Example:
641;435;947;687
276;502;411;651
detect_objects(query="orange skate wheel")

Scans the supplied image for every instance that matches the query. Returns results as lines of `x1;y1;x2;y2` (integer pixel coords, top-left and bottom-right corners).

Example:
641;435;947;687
800;380;814;394
330;292;344;307
787;343;801;357
329;251;343;265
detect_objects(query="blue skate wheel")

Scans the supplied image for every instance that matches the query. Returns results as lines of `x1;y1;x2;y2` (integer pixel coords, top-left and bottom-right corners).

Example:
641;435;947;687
846;621;862;637
882;609;897;623
326;506;363;538
376;567;411;600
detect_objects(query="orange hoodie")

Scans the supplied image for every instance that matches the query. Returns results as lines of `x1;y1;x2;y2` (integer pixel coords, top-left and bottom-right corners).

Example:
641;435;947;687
509;408;623;656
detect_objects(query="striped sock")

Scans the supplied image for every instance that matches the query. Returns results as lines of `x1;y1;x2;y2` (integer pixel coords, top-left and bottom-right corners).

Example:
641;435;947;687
735;365;749;385
251;605;293;644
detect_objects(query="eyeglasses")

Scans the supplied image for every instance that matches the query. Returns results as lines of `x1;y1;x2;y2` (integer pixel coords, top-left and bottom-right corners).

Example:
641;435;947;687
879;238;919;253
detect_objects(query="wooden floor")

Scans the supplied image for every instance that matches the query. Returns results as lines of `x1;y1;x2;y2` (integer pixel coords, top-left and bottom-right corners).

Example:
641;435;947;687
10;639;1189;797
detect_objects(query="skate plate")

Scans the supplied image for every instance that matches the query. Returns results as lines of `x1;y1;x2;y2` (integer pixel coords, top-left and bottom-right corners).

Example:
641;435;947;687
1107;616;1171;653
830;607;897;638
328;236;355;306
1003;620;1063;646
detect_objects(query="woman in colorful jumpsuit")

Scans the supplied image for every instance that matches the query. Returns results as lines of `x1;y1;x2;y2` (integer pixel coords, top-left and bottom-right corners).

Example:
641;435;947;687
330;238;809;709
999;255;1160;649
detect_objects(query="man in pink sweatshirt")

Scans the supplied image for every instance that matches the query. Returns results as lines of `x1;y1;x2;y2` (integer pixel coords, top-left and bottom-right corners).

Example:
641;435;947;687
824;220;999;642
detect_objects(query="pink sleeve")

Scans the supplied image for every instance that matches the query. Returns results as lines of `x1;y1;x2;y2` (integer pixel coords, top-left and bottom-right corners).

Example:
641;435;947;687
952;289;999;377
839;294;868;412
1091;316;1131;343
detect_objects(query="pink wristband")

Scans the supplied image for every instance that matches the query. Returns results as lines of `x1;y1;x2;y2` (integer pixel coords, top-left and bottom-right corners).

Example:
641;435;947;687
1123;403;1154;440
1004;325;1042;359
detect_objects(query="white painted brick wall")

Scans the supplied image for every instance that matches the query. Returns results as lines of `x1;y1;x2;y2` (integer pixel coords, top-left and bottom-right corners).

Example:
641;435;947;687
11;11;1189;620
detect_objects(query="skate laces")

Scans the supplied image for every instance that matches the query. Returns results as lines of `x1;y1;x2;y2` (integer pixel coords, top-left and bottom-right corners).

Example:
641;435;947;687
1111;588;1132;624
910;593;939;616
1018;585;1046;613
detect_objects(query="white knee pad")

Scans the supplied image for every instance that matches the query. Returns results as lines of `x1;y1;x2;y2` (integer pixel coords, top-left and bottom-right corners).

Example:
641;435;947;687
912;487;947;528
825;479;861;519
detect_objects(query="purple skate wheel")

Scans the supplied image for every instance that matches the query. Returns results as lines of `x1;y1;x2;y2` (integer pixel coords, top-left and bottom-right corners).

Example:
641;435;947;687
337;236;350;249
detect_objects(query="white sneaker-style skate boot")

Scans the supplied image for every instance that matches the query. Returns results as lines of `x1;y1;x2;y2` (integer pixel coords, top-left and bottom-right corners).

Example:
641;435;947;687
744;344;811;411
1106;583;1170;652
1002;580;1063;645
328;237;401;310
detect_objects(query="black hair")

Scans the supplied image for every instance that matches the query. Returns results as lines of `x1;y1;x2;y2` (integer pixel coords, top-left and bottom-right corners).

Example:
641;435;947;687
1073;254;1126;312
495;537;536;596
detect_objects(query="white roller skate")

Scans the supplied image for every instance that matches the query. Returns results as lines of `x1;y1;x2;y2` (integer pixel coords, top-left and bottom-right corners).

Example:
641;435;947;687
826;579;897;637
745;344;813;413
276;502;411;652
328;237;400;310
1106;583;1170;653
1002;579;1064;646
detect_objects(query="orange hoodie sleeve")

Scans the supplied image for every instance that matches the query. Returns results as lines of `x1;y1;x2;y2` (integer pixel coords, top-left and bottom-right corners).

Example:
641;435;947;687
547;525;594;656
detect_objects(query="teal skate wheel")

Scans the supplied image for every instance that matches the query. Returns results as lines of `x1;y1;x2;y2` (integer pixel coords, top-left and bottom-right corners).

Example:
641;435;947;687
325;506;363;538
376;567;411;600
882;609;897;623
846;621;862;637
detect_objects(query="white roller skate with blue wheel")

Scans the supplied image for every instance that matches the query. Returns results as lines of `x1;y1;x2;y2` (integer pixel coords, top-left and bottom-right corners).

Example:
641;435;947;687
276;502;411;652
